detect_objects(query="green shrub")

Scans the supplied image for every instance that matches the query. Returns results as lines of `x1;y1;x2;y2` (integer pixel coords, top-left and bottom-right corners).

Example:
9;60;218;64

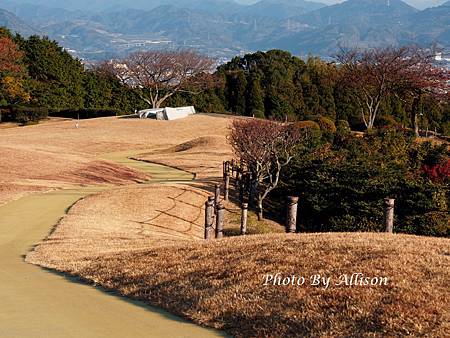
336;119;350;133
335;119;351;144
272;129;449;237
252;109;265;118
375;114;400;128
295;120;320;131
442;122;450;136
317;116;336;133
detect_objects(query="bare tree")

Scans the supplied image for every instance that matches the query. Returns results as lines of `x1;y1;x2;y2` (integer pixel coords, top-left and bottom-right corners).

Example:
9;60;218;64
337;46;449;132
392;50;449;137
229;118;307;220
98;50;215;108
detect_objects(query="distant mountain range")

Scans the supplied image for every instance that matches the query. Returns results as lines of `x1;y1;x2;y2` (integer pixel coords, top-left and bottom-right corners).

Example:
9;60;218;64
0;0;448;61
0;6;37;36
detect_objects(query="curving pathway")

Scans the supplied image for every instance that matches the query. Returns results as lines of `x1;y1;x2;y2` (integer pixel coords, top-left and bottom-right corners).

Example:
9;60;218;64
0;152;226;338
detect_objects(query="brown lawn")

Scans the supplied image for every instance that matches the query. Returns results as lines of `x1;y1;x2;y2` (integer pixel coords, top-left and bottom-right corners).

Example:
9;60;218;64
29;229;450;337
0;114;230;204
4;114;447;337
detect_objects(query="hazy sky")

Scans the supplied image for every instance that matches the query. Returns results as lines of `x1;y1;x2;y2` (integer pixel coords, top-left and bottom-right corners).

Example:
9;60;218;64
237;0;448;10
320;0;447;9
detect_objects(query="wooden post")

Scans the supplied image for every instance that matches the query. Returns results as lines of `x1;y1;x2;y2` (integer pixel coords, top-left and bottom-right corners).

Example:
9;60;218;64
224;161;230;177
224;172;230;201
214;184;220;214
215;203;224;239
240;203;248;235
214;184;220;204
204;196;215;240
286;196;299;233
239;177;244;203
384;198;395;233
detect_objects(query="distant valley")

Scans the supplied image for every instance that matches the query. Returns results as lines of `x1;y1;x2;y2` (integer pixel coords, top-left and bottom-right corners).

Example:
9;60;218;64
0;0;448;61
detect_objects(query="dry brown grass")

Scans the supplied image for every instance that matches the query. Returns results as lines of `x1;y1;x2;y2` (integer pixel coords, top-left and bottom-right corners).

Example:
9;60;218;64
13;114;449;337
31;231;450;337
0;114;231;203
134;135;232;180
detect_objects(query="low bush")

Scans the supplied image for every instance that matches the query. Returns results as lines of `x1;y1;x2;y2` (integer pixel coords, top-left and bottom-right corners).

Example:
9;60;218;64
375;114;400;128
294;120;320;131
0;105;48;124
50;108;122;119
317;116;336;133
271;129;449;237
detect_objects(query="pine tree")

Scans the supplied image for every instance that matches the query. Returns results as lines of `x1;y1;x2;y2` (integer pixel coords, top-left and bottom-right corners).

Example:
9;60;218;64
246;72;265;117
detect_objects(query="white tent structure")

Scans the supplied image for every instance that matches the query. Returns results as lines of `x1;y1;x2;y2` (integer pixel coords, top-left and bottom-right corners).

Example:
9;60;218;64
138;106;196;120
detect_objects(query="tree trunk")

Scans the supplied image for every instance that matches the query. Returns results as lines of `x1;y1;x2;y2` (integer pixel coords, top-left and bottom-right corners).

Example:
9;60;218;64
257;197;263;221
249;178;257;207
411;96;420;138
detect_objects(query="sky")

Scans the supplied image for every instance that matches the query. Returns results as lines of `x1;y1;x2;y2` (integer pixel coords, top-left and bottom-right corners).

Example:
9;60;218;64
237;0;448;10
321;0;447;9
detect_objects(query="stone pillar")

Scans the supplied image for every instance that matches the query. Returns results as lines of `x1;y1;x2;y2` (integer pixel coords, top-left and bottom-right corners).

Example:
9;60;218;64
215;203;224;239
384;198;395;233
285;196;299;233
204;196;215;240
240;203;248;235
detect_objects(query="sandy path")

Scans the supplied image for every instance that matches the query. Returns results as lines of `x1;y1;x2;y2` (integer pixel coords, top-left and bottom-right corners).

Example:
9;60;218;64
0;157;225;337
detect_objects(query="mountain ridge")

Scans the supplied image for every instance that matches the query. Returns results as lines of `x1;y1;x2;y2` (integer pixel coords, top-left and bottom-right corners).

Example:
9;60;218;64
0;0;448;60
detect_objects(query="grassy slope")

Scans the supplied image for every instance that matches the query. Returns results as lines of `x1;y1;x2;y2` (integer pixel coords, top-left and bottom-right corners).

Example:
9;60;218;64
18;115;449;337
67;233;448;337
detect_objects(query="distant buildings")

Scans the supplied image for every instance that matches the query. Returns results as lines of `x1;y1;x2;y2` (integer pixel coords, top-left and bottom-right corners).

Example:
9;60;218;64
435;52;450;70
435;52;450;62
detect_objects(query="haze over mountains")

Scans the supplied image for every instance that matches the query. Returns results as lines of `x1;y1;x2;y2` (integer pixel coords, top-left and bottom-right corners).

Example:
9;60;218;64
0;0;448;61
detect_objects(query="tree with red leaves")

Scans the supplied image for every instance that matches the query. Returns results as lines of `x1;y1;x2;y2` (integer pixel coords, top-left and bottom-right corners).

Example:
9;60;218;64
229;118;307;220
421;159;450;183
0;36;24;74
0;36;29;104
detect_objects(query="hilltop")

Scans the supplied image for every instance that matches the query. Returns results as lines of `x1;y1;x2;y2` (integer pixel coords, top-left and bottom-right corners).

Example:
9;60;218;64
0;8;37;36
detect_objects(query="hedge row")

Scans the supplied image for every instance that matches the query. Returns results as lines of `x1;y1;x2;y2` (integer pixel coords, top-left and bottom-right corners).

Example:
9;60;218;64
0;105;48;124
50;108;122;119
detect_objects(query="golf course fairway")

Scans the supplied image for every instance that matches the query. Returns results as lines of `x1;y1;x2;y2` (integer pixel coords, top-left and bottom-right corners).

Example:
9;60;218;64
0;155;225;338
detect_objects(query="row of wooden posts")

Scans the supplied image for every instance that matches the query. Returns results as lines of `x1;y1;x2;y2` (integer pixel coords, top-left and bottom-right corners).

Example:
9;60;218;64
204;185;249;240
204;160;397;239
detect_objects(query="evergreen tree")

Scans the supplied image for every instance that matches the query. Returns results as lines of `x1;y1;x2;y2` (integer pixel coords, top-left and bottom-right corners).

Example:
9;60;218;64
225;70;247;115
16;35;85;109
246;72;265;117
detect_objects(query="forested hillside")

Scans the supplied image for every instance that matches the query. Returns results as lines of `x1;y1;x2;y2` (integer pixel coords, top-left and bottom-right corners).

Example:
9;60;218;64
0;28;146;124
168;50;450;135
0;29;448;136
